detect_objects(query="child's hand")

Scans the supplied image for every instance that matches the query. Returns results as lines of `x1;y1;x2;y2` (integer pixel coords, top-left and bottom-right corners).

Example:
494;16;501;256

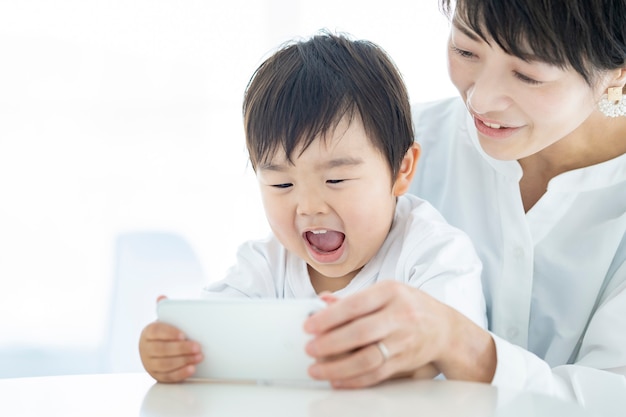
139;317;203;383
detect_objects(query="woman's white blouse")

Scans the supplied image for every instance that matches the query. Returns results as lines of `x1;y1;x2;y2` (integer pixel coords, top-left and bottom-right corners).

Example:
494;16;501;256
409;97;626;411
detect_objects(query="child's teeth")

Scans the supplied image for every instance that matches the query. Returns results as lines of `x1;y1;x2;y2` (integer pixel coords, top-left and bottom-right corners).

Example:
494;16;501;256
485;122;501;129
311;230;327;234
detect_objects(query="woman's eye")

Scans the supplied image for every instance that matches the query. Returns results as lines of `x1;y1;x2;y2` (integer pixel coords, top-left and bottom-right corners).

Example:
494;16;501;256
272;183;292;189
513;71;542;85
451;45;475;59
326;179;344;184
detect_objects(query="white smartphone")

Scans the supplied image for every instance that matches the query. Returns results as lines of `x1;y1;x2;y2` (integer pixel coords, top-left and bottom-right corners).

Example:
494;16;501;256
156;298;327;384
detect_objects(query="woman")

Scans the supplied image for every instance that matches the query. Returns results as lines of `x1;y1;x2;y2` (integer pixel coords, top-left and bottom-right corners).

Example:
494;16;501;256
304;0;626;411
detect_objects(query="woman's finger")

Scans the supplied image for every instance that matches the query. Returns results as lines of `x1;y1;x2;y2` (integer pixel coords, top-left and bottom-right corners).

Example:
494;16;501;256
304;281;402;334
305;306;397;357
314;338;440;388
309;342;389;381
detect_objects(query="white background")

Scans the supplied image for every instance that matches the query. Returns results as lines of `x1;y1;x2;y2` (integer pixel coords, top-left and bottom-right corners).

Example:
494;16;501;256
0;0;455;375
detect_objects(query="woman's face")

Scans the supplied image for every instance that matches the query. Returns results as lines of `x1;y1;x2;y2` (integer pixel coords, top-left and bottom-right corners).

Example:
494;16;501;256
447;20;605;161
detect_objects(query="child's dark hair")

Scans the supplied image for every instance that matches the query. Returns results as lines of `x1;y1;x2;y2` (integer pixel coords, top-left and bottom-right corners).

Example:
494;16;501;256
440;0;626;87
243;31;413;180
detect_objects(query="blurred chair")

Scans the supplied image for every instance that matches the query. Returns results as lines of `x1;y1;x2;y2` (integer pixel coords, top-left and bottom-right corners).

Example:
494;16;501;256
0;347;104;378
0;231;205;378
104;231;206;373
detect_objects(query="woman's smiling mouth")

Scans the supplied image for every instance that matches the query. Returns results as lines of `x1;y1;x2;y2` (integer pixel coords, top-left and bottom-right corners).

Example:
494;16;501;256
473;116;522;139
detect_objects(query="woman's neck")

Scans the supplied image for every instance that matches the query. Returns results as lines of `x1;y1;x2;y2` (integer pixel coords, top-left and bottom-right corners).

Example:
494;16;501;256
518;112;626;212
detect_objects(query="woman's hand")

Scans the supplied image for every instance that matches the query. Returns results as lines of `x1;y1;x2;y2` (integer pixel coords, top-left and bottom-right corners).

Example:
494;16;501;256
304;281;496;388
138;297;203;383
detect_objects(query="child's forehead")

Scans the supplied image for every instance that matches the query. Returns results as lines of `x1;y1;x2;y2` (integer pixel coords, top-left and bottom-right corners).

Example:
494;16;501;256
261;117;374;168
304;116;370;151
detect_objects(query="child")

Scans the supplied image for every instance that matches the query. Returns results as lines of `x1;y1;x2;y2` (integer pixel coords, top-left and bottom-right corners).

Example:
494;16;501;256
139;32;486;384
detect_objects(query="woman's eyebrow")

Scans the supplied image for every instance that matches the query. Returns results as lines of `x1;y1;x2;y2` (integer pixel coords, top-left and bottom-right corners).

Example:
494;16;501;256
452;19;481;42
452;19;543;63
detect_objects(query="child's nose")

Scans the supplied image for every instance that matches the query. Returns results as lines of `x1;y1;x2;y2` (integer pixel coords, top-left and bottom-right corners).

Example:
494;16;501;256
295;188;328;216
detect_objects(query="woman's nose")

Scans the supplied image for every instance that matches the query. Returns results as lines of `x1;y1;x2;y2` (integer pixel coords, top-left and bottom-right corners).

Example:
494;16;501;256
466;70;511;115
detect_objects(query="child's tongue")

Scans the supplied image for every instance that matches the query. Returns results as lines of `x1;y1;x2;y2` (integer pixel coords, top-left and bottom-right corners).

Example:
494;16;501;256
306;231;345;253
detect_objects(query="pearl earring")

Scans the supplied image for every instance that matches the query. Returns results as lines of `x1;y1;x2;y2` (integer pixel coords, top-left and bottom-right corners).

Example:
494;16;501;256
599;86;626;117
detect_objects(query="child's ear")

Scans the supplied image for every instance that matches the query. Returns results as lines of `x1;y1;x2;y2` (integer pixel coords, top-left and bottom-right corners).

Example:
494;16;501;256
393;143;420;197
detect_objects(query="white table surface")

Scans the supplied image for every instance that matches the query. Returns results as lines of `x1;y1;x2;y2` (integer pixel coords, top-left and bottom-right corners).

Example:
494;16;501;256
0;372;592;417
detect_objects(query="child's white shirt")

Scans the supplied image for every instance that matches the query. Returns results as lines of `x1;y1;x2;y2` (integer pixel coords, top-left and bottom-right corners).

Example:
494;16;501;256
203;193;486;328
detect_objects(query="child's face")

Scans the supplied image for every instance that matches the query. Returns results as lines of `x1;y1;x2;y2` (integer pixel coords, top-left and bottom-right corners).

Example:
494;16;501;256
256;116;403;293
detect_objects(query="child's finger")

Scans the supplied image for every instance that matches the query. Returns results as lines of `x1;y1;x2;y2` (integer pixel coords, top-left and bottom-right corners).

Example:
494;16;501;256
149;340;201;358
149;352;203;374
151;363;198;383
142;322;186;341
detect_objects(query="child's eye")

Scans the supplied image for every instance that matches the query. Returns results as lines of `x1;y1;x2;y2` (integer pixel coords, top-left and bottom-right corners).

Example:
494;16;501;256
326;179;345;184
451;45;475;59
272;183;292;189
513;71;542;85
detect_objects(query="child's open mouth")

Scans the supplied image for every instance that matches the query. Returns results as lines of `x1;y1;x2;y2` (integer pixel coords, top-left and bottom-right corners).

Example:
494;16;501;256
304;229;346;262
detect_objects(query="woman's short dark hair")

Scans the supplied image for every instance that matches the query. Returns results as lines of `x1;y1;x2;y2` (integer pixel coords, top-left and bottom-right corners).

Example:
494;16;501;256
440;0;626;86
243;31;413;180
